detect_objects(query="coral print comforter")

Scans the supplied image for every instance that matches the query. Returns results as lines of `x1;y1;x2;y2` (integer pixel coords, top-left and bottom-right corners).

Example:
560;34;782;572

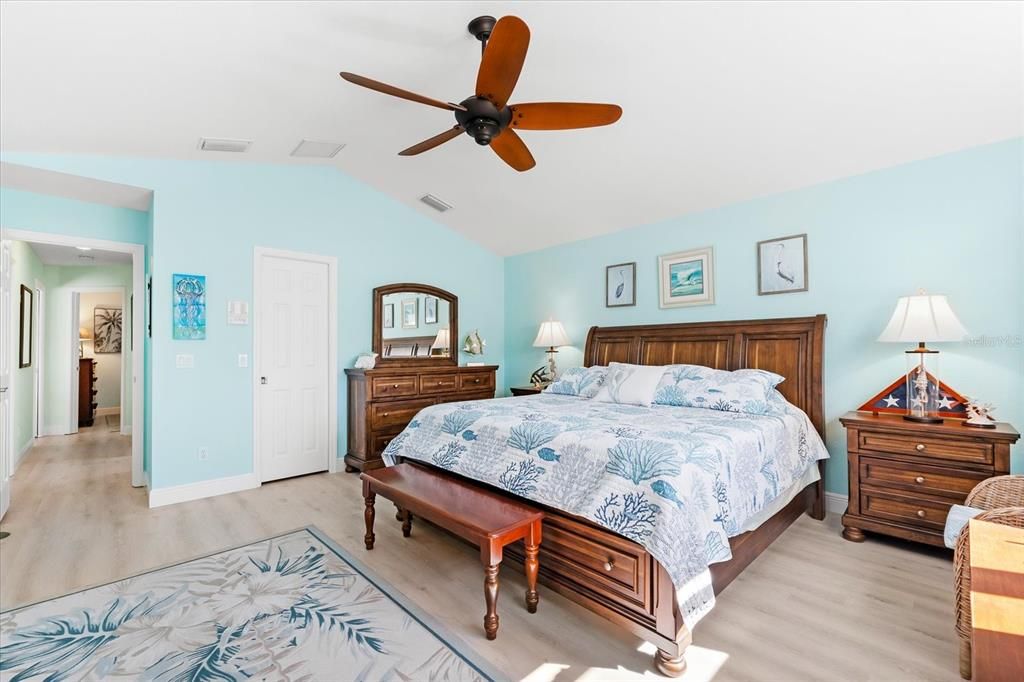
383;393;829;626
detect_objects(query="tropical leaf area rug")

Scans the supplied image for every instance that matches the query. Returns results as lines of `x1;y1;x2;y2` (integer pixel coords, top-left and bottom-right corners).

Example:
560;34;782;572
0;527;505;681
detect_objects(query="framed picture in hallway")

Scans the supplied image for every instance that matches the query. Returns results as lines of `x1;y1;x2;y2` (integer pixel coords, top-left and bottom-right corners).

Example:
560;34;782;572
172;273;207;340
94;307;123;353
19;284;32;368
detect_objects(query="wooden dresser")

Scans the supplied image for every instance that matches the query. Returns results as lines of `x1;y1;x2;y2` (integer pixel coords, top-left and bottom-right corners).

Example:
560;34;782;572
78;358;97;427
840;412;1019;546
345;365;498;472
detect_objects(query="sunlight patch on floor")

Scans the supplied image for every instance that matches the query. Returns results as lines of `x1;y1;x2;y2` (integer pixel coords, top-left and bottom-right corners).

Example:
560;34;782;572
519;643;729;681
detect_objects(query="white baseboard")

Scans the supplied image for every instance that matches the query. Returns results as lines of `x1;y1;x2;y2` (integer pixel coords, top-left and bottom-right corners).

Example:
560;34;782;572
39;425;65;437
121;426;132;435
148;473;260;508
13;438;34;472
95;407;120;417
825;491;848;516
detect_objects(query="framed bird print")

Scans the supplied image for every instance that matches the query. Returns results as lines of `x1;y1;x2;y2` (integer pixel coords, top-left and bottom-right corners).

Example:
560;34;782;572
757;233;808;295
605;262;636;307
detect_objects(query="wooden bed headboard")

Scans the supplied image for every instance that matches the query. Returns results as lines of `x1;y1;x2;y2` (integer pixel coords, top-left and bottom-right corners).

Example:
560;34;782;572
584;315;827;437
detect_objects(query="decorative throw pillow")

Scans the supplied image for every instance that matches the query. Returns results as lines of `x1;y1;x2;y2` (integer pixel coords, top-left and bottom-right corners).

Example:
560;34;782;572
653;364;784;414
543;366;607;398
591;363;665;407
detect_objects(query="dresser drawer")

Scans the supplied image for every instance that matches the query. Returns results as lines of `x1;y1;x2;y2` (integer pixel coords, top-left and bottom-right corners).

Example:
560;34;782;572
860;457;988;501
419;374;458;394
370;398;434;430
459;372;494;393
370;375;418;399
371;432;402;456
508;514;651;616
857;430;993;465
859;487;953;531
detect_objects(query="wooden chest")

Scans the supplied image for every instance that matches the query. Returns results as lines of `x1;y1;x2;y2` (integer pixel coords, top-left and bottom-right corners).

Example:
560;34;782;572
839;412;1019;547
344;365;498;472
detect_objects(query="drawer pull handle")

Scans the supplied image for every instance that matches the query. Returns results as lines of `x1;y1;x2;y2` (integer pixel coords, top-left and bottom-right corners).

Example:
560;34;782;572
474;378;481;384
603;558;614;572
393;383;400;388
915;476;925;484
382;412;390;417
915;443;926;452
916;510;926;518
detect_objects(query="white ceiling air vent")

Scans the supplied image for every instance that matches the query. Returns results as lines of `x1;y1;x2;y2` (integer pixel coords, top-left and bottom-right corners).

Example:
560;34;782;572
419;194;452;213
198;137;252;153
291;140;345;158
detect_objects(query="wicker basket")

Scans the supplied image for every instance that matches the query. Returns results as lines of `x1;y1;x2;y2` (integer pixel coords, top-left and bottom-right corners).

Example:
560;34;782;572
953;475;1024;679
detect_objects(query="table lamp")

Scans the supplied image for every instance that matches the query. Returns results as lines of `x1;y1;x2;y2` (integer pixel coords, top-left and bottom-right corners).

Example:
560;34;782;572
79;326;92;358
431;328;450;356
877;292;967;423
533;320;570;379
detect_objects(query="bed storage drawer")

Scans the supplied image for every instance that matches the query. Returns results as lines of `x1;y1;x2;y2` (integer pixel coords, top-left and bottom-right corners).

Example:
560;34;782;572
509;514;653;617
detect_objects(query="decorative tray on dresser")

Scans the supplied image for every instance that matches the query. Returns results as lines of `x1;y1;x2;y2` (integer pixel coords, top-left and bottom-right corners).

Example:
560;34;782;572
344;365;498;472
839;411;1019;546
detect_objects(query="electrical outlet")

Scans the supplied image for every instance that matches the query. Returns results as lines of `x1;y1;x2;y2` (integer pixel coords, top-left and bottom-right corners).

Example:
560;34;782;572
198;447;209;461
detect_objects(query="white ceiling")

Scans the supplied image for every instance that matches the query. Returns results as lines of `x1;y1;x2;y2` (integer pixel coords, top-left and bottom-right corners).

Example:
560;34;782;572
27;241;132;266
1;1;1020;255
0;162;153;211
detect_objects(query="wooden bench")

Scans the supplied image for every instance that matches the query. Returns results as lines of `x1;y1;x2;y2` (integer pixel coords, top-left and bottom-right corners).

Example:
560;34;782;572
361;463;544;640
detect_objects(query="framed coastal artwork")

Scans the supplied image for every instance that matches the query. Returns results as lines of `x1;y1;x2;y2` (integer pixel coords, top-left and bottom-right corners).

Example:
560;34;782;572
605;262;636;307
757;233;808;295
658;247;714;308
172;273;207;340
401;298;418;329
424;296;438;324
94;306;123;353
383;303;395;329
18;285;32;368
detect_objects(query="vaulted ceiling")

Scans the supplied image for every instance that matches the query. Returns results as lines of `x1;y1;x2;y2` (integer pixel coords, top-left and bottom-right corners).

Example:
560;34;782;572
1;1;1019;255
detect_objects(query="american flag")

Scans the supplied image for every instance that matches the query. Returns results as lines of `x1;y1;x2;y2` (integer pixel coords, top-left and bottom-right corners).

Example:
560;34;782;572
858;372;968;419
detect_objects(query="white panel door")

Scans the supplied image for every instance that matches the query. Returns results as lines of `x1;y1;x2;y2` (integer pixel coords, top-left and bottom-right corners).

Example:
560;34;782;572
257;254;330;482
1;241;13;519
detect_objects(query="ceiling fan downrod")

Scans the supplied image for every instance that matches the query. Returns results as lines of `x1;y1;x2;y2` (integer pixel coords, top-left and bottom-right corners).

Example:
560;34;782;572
468;15;497;56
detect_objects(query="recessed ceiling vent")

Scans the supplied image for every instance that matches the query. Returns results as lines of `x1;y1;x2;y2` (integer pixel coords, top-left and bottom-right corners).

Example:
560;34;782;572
419;194;452;213
291;139;345;158
198;137;252;153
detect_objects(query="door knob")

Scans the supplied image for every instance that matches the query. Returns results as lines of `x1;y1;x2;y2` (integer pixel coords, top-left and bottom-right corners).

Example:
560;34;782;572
260;377;267;385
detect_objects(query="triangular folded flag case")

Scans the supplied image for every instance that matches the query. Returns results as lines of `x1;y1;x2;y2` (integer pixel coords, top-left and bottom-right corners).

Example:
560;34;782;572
858;373;968;419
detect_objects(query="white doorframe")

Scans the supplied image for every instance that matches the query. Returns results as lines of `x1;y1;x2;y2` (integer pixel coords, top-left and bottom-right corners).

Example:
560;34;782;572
33;280;45;439
0;240;12;519
252;246;338;480
1;228;146;489
69;286;127;436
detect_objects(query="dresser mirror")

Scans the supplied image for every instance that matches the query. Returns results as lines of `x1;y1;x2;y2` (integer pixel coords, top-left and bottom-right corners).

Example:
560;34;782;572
373;283;458;366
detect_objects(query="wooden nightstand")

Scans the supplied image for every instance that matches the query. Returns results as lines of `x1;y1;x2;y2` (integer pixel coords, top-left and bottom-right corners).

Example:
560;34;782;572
510;385;544;396
839;411;1019;547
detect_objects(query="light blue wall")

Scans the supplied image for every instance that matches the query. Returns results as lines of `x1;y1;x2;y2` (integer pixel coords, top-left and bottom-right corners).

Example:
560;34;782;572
1;155;506;490
0;188;149;245
505;139;1024;494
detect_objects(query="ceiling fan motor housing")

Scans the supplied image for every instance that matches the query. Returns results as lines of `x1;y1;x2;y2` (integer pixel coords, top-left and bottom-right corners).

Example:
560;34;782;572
455;96;512;145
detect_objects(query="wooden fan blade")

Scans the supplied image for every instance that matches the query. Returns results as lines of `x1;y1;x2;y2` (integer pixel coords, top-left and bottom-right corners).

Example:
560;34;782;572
509;103;623;130
340;72;466;112
475;16;530;109
398;126;464;156
490;128;535;172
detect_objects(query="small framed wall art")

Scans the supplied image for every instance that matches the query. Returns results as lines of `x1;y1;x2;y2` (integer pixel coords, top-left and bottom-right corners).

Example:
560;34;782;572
658;246;714;308
757;233;808;295
401;298;418;329
18;285;32;368
605;262;636;307
172;273;207;340
424;296;438;324
383;303;395;329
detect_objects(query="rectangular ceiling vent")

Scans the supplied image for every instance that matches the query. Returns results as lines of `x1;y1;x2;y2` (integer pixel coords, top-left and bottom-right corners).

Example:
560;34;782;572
419;194;452;213
198;137;252;153
291;139;345;158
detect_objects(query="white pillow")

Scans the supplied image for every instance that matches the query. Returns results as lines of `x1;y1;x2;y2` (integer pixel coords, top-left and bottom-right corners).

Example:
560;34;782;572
592;363;665;407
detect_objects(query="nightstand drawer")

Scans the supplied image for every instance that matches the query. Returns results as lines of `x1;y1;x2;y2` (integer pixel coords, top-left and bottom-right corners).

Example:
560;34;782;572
860;457;988;501
857;430;993;465
860;487;952;531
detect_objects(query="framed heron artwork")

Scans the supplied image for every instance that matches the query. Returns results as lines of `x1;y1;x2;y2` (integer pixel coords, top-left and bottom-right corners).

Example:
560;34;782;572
757;233;808;295
172;273;207;340
605;262;636;307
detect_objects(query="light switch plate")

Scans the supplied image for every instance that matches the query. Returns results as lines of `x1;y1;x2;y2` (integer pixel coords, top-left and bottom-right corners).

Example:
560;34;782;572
175;354;194;369
227;300;249;325
238;354;248;368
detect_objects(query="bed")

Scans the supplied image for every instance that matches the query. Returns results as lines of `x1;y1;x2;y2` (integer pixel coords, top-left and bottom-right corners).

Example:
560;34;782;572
385;315;827;676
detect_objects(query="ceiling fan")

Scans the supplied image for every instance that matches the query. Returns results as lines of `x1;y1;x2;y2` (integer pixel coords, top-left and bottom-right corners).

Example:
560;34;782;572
340;15;622;172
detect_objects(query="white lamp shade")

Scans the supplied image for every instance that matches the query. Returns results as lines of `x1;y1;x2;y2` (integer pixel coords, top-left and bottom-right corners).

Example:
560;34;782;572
432;328;450;350
877;294;968;343
533;320;571;348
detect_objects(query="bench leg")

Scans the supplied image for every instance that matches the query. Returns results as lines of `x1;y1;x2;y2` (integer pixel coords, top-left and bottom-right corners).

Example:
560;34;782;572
483;563;500;640
402;510;413;538
525;522;540;613
363;492;376;550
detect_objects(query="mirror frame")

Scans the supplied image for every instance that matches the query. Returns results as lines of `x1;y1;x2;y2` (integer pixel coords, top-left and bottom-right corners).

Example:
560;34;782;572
372;283;458;367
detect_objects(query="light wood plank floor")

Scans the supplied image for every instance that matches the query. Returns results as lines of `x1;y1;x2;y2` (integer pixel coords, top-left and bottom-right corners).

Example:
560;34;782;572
0;429;960;681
